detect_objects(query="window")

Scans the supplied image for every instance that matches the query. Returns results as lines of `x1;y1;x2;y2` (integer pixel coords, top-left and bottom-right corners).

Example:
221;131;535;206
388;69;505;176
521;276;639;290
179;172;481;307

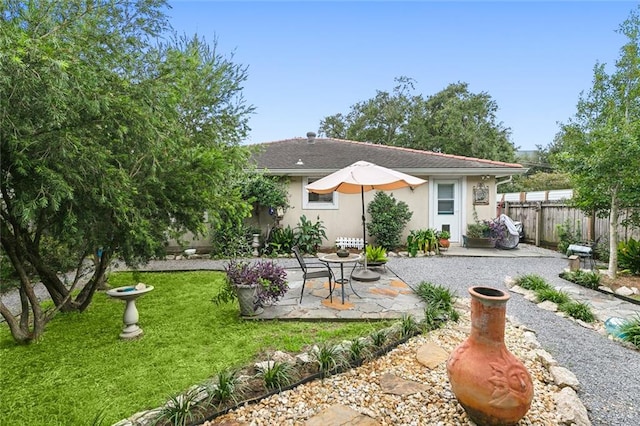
437;183;455;215
302;177;339;210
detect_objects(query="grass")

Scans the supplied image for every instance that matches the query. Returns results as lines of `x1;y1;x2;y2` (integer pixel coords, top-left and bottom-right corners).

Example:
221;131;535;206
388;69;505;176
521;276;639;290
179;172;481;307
0;271;392;425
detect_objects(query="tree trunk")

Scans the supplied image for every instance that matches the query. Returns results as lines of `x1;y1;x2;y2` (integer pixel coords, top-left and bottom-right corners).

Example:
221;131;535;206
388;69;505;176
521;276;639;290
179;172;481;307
608;188;619;279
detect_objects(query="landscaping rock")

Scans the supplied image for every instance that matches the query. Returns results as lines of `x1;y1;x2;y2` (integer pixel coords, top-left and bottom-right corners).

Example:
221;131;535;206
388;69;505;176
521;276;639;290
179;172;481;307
379;372;428;396
549;365;581;390
537;300;559;312
554;387;591;426
415;342;449;369
615;286;634;297
305;404;380;426
535;348;558;369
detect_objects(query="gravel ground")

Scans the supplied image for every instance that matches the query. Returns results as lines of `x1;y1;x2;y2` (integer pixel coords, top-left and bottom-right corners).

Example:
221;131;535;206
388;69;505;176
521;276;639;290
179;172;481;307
209;312;560;426
387;255;640;426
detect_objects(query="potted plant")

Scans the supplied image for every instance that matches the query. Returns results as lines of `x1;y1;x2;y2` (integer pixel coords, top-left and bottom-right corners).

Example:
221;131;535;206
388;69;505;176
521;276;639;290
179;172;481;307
437;230;451;251
365;245;388;265
464;222;495;248
213;260;288;316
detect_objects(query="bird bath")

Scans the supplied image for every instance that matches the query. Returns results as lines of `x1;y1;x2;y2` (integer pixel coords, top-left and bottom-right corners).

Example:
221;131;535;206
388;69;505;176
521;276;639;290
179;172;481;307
107;283;154;340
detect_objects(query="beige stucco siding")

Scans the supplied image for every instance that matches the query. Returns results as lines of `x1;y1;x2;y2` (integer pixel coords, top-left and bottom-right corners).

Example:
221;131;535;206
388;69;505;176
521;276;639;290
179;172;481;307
283;176;430;248
464;176;497;227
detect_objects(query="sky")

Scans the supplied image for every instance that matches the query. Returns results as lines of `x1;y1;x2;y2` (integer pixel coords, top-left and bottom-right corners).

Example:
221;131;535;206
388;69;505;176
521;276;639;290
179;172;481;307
167;1;636;151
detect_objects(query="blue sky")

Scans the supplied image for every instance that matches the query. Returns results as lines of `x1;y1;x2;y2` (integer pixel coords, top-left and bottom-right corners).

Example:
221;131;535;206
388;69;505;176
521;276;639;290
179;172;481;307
167;1;635;150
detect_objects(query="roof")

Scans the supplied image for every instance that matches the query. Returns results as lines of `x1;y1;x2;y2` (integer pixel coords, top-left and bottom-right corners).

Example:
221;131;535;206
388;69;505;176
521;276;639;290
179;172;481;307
249;135;526;177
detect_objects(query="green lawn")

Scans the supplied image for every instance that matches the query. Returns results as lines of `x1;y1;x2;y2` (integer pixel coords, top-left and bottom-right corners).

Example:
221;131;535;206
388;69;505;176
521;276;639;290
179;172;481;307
0;271;391;425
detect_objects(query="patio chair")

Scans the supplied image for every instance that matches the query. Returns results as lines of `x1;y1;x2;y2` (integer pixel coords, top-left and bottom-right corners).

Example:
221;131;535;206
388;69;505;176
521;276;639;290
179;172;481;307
567;237;600;270
292;246;334;303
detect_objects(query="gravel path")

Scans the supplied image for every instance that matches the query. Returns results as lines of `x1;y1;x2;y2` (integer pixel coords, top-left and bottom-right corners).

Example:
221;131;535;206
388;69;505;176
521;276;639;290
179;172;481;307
388;256;640;426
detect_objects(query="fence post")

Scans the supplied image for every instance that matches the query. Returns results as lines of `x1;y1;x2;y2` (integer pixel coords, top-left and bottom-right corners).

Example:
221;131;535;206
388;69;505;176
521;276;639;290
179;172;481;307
535;202;542;247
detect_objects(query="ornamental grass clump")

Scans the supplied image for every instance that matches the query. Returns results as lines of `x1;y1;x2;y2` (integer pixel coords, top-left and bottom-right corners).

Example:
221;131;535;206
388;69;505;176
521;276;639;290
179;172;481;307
313;343;345;378
155;387;207;426
208;370;242;407
347;338;372;365
560;270;601;289
399;314;420;338
415;281;459;330
619;315;640;349
515;274;552;291
535;288;571;305
256;361;296;391
559;301;596;323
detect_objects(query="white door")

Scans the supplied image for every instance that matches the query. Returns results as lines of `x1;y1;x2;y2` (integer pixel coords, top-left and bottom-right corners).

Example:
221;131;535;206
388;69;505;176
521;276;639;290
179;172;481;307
433;180;461;242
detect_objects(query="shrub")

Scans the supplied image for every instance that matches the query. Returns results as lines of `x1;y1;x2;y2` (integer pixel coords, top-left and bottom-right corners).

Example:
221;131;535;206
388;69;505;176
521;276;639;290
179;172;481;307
241;173;290;213
209;221;253;258
294;215;327;254
535;288;570;305
559;301;595;323
266;225;296;256
618;315;640;348
556;219;582;254
514;274;551;291
367;191;413;250
618;238;640;275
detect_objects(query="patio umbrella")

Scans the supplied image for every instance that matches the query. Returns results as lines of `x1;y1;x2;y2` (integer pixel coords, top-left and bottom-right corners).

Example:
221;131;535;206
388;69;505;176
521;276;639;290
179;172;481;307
305;160;427;281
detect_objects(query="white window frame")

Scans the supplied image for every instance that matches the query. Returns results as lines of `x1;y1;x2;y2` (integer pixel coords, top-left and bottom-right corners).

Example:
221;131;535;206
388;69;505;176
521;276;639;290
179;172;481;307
302;177;339;210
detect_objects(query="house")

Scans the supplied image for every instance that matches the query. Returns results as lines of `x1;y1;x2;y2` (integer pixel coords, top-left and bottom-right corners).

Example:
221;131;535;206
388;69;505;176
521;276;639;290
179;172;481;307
250;132;526;247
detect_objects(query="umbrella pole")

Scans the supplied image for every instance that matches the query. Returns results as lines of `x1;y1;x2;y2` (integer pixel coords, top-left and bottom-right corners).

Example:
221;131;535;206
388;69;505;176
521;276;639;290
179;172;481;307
352;187;380;282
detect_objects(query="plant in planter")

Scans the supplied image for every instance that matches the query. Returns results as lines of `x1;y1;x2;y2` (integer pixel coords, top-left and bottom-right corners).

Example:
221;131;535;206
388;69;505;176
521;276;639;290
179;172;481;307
365;245;388;264
213;260;288;316
437;230;451;250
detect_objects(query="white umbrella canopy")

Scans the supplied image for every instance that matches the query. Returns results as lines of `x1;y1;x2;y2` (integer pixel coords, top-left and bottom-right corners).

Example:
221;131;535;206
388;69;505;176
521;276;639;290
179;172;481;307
305;160;427;194
305;161;427;281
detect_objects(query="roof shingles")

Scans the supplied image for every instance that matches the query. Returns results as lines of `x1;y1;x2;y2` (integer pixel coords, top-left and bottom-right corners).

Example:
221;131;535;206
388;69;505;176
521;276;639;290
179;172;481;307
250;137;524;173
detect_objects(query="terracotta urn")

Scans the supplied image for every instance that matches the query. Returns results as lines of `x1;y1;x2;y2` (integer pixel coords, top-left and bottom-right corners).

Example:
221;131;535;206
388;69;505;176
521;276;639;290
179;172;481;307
446;287;533;425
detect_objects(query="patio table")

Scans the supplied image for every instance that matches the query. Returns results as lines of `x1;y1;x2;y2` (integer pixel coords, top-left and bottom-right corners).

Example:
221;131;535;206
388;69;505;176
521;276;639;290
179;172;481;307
319;253;363;304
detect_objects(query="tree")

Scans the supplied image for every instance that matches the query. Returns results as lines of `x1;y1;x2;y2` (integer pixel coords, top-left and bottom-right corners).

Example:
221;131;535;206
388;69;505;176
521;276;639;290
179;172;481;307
319;78;517;162
0;0;254;343
554;6;640;278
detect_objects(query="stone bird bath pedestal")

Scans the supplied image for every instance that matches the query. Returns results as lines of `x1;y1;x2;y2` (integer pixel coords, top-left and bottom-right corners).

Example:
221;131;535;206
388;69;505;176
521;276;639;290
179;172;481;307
107;283;154;340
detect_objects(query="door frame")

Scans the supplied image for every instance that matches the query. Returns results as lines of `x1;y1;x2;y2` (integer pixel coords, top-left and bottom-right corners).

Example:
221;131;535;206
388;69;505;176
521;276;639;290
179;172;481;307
429;178;463;243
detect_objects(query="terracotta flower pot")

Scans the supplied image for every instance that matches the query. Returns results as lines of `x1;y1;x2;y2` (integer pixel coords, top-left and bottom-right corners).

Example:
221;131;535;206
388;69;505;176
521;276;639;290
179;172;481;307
446;287;533;426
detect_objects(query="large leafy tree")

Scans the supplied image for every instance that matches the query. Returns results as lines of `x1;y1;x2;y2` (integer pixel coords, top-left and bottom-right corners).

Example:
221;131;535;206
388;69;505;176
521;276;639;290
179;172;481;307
554;6;640;278
319;77;517;162
0;0;253;343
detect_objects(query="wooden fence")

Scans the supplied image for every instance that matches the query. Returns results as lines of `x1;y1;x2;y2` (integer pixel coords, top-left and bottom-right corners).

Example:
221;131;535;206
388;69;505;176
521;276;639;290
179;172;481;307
500;201;640;248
